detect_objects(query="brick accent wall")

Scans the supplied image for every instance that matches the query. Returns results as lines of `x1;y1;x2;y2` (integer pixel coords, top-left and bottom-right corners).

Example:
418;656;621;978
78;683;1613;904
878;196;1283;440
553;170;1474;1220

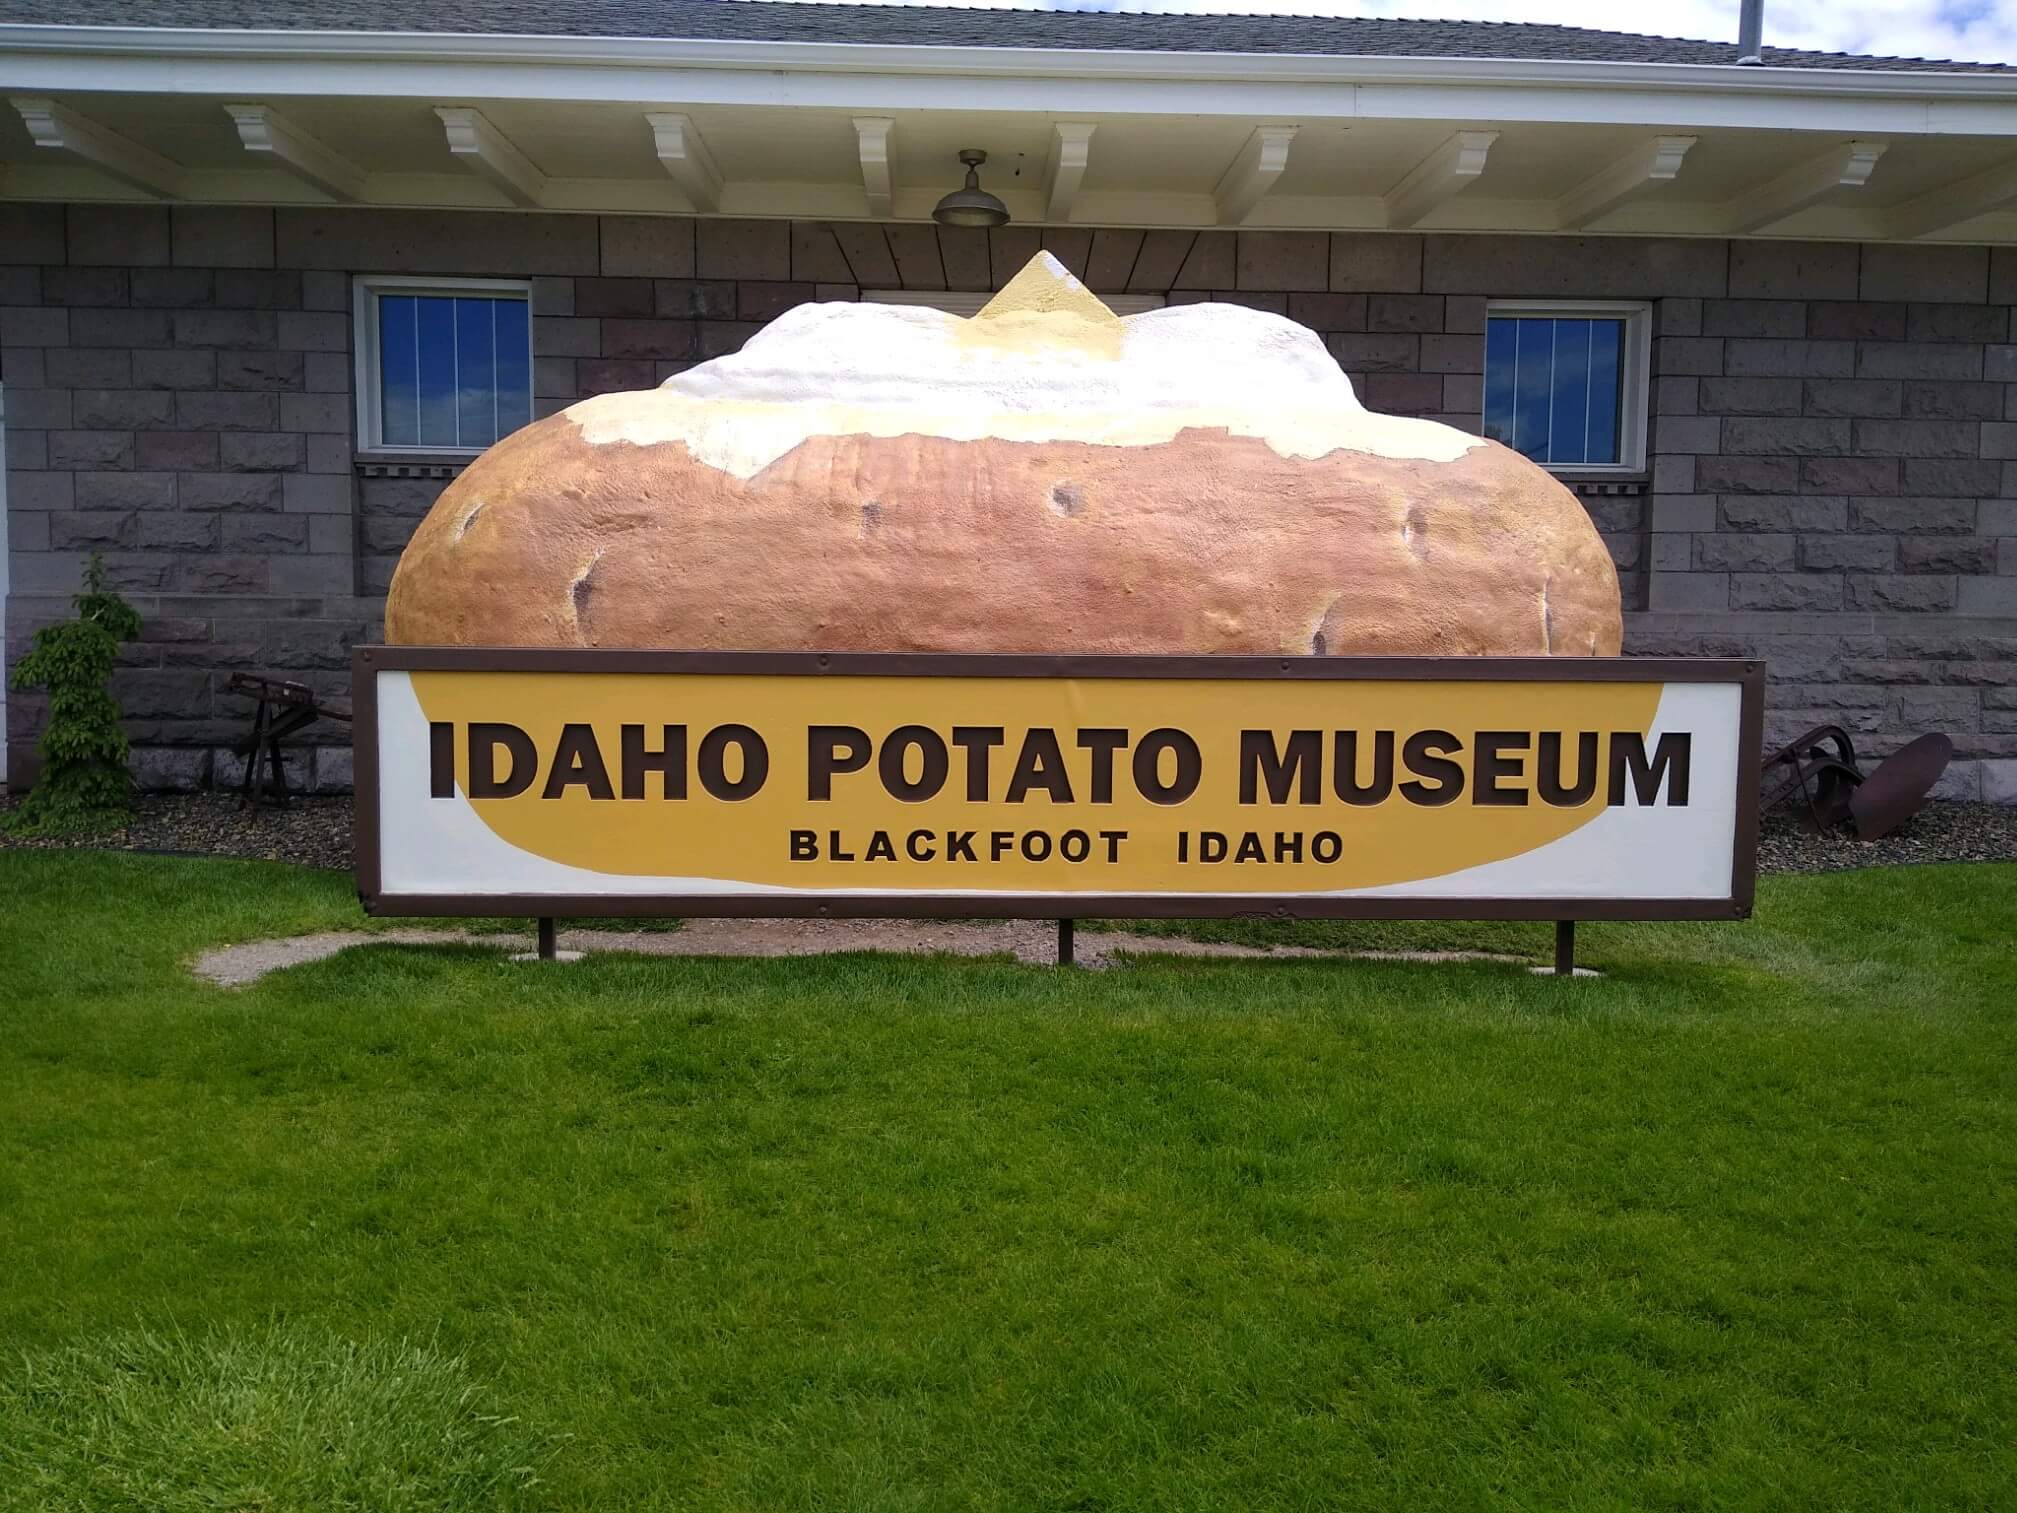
5;203;2016;800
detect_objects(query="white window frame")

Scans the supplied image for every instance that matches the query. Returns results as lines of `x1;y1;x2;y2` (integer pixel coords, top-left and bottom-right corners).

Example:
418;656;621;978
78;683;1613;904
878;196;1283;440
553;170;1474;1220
1483;299;1652;476
351;274;533;457
864;290;1167;317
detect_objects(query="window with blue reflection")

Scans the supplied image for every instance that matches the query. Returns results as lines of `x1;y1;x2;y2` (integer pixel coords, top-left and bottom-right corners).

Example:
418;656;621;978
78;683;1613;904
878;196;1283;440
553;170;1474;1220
376;292;532;449
1482;315;1627;467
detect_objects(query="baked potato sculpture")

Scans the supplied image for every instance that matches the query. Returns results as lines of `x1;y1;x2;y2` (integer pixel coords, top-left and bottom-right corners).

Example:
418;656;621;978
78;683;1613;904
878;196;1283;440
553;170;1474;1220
386;252;1620;657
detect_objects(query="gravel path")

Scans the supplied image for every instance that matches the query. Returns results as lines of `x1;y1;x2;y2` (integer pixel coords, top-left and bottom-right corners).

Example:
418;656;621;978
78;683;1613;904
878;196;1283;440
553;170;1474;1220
6;792;2015;877
190;919;1546;988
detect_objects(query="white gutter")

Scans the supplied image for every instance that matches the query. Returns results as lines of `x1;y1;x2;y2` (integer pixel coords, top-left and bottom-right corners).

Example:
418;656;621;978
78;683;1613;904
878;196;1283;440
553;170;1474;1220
2;23;2015;95
1;25;2014;136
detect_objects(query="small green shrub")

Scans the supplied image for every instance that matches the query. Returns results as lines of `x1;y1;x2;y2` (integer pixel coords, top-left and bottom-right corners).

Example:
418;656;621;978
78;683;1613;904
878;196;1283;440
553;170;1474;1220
5;554;142;836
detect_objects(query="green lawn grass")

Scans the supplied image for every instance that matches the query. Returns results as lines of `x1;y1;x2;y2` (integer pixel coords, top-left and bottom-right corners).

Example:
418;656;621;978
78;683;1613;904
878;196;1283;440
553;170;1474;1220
2;850;2013;1510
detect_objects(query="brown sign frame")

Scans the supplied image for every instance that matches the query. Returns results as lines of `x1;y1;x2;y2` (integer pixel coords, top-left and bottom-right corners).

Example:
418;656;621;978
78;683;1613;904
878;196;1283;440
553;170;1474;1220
352;647;1764;923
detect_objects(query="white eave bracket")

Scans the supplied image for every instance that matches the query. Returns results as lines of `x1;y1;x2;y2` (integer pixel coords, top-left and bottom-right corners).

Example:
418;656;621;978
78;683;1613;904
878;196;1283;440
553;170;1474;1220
435;105;547;208
10;95;184;198
647;111;722;213
1385;130;1498;229
225;103;364;202
1720;139;1887;234
1043;122;1096;223
1554;135;1697;229
854;115;894;219
1213;124;1297;225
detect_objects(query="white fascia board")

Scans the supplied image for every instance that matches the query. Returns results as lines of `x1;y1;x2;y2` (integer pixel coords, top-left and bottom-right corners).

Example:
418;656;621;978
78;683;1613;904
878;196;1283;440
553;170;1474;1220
2;26;2016;137
1345;81;1932;133
2;26;2016;97
0;52;1361;121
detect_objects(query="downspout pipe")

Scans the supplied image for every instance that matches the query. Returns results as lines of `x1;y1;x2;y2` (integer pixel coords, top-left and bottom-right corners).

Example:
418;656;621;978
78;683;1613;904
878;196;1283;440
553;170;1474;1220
1737;0;1765;65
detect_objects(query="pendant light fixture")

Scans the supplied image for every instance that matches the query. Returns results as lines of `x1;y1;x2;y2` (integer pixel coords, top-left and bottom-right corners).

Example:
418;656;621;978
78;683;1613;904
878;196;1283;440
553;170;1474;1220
932;149;1010;228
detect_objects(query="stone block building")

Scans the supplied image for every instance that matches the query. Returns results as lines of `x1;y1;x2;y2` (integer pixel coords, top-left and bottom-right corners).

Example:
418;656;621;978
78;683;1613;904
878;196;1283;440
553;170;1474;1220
3;3;2016;798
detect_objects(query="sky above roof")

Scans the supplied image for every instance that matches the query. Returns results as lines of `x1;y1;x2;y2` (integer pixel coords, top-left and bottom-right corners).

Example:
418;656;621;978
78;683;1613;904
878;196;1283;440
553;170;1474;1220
806;0;2016;66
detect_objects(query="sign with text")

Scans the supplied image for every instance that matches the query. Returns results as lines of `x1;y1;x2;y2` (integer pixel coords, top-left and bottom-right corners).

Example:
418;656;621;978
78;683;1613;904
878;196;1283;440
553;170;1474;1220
354;650;1762;921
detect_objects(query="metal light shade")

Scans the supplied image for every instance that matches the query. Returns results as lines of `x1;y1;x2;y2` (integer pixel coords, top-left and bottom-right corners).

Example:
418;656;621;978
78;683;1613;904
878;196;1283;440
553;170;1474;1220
933;149;1010;228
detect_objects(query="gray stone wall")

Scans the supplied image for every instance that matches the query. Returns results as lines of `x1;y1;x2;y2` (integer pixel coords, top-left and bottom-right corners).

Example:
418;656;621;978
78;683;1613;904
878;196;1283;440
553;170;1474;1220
4;203;2015;799
1635;240;2017;801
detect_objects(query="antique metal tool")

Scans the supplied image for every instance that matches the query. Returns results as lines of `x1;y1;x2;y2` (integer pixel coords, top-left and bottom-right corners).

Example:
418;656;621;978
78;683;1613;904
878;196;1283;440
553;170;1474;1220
227;673;350;808
1759;724;1952;840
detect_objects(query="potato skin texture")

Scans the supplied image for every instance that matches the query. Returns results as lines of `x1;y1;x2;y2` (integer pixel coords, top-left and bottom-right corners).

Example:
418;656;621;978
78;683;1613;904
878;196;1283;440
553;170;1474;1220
385;408;1621;658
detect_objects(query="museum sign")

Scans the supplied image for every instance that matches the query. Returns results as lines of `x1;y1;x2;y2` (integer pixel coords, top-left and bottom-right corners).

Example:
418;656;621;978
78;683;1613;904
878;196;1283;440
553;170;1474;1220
354;649;1762;922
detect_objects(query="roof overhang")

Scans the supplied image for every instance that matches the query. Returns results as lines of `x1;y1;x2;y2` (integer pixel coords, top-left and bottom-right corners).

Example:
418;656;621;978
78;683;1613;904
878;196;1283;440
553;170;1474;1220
4;23;2016;242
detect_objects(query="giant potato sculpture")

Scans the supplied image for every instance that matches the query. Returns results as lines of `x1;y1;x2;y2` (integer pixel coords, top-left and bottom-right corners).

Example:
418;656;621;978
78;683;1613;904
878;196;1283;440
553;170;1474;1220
386;253;1621;656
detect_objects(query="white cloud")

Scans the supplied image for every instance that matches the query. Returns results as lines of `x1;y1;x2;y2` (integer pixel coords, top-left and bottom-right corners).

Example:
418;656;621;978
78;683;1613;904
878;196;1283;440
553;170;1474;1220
788;0;2016;66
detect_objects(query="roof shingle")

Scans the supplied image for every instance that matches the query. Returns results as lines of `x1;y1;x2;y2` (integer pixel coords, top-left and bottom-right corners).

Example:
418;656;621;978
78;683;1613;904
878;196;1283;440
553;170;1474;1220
0;0;2007;74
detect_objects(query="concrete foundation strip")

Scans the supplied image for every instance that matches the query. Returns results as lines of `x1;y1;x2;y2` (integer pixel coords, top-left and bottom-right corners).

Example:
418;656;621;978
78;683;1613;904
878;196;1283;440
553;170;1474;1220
189;918;1595;988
